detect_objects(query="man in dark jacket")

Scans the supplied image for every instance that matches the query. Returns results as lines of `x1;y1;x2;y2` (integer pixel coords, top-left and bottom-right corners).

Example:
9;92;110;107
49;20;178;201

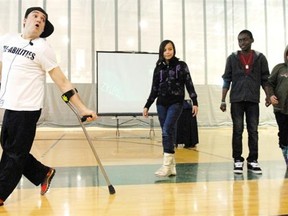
220;30;270;175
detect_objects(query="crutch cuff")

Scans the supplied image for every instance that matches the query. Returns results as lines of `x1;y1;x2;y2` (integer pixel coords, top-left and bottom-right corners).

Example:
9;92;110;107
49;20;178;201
61;88;78;103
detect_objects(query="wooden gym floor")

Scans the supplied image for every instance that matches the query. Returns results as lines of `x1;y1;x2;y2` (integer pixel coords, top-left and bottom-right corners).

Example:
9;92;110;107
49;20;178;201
0;126;287;216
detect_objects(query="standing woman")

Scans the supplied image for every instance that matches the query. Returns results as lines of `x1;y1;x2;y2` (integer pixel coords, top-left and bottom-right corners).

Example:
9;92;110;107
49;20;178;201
267;45;288;168
143;40;198;177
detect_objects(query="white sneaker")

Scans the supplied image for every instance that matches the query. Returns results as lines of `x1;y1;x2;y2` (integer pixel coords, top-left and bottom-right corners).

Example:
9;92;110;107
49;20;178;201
234;161;243;174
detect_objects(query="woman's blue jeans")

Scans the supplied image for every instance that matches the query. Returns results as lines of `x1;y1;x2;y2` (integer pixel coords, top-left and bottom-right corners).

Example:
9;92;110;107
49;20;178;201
231;101;259;162
157;103;183;154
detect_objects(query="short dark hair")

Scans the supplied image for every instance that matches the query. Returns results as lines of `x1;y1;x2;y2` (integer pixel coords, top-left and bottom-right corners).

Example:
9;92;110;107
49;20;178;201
238;30;254;40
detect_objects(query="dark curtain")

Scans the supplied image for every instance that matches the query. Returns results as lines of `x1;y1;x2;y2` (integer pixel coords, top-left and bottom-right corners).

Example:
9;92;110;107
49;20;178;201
176;100;199;148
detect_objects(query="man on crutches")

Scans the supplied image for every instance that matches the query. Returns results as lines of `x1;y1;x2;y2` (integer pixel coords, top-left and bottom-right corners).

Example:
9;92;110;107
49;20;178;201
0;7;97;206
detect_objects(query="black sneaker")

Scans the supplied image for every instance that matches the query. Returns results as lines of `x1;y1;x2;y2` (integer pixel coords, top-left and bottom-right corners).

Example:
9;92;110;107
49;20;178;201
247;161;262;174
234;161;243;174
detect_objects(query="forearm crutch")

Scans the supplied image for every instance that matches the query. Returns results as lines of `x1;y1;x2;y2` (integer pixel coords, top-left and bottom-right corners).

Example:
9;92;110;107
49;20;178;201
61;89;116;195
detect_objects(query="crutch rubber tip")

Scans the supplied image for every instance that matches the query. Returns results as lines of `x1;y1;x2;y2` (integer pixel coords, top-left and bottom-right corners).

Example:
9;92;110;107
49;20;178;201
108;185;116;194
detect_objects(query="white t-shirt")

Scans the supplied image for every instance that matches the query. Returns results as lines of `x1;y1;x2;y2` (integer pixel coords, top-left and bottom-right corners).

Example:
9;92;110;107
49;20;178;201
0;34;58;110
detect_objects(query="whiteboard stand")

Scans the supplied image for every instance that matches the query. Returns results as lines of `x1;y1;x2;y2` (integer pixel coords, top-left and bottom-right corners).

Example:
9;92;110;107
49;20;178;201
149;116;155;138
115;115;155;138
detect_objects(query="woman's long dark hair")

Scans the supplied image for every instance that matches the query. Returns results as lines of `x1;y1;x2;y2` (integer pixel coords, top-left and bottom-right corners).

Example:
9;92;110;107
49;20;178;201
156;40;176;65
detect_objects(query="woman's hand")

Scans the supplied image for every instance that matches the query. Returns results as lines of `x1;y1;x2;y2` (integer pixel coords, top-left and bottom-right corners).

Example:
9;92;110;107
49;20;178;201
143;108;149;118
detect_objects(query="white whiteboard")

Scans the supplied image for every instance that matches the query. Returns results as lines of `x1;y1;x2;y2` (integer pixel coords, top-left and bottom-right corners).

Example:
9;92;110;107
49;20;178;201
96;51;158;116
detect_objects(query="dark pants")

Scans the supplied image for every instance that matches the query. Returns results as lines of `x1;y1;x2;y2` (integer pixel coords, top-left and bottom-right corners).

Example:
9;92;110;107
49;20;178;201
157;103;183;154
275;112;288;149
0;110;49;201
231;102;259;162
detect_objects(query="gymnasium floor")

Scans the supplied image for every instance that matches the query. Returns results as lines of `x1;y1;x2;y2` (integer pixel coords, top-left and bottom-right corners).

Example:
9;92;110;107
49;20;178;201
0;126;287;216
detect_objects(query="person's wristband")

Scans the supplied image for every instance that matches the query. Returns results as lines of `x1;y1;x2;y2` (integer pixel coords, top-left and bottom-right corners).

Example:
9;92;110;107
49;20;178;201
221;101;226;105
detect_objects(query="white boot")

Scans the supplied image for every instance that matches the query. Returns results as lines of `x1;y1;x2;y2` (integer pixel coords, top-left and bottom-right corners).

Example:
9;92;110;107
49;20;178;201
155;153;174;177
170;156;177;176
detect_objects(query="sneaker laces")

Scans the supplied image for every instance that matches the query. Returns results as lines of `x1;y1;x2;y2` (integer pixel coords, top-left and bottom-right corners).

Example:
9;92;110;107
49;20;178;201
234;162;243;168
249;162;260;168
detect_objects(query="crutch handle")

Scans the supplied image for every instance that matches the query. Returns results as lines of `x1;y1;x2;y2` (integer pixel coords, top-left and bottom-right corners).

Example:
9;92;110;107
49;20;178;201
81;115;93;122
